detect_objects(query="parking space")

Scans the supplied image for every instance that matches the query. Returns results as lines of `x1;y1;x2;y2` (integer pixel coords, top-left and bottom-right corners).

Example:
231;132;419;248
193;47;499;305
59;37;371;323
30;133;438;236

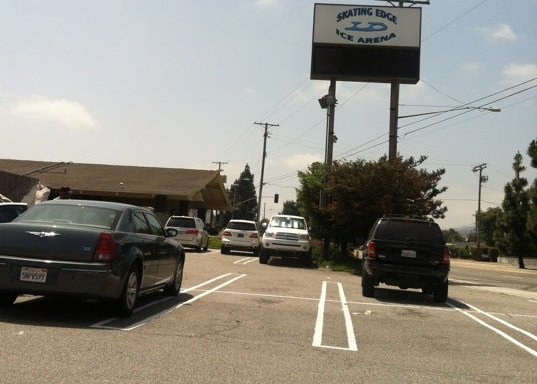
2;251;537;383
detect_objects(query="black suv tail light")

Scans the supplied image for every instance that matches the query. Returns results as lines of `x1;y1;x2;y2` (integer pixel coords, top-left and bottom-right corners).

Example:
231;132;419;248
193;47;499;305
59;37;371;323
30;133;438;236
367;241;376;259
441;247;450;266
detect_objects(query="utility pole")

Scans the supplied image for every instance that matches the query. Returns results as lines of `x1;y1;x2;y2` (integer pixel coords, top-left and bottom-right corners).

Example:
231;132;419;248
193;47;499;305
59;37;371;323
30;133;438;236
318;79;337;260
254;122;279;221
212;161;228;172
472;163;487;259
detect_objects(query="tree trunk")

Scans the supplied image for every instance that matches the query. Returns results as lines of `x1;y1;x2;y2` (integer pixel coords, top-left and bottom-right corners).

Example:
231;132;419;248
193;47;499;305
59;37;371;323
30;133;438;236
517;254;526;269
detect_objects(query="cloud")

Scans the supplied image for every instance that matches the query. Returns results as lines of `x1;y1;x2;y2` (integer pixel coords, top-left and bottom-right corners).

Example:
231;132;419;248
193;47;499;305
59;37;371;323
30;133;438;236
477;23;517;42
461;62;481;72
282;153;322;170
254;0;279;8
501;63;537;85
11;96;97;130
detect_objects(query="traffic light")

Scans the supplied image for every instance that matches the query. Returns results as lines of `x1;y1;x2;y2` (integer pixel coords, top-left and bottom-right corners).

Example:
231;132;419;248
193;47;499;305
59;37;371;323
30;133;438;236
274;193;279;203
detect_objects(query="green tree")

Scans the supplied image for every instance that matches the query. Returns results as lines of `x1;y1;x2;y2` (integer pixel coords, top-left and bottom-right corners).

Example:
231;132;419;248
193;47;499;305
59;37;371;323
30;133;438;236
496;152;530;268
526;139;537;243
281;200;300;216
223;164;257;224
297;156;447;259
442;228;464;243
479;207;502;247
296;162;327;241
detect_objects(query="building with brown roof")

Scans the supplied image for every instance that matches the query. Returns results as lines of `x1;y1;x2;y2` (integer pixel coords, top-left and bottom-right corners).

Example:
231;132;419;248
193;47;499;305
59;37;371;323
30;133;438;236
0;159;232;221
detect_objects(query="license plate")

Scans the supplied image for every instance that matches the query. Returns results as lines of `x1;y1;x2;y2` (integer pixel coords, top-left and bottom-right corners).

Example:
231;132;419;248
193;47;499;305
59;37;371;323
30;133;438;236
20;267;48;283
238;233;244;238
401;249;417;258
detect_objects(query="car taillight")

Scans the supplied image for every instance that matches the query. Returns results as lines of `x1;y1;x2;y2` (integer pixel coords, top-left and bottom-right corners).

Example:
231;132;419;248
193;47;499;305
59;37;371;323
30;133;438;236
186;229;199;235
441;247;451;266
93;233;116;262
249;233;259;238
223;231;232;237
367;241;376;259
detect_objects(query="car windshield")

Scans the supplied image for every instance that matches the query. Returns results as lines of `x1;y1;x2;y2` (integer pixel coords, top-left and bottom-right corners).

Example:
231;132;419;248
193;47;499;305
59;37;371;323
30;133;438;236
18;204;121;230
376;220;444;244
227;221;257;231
269;217;306;230
167;217;195;228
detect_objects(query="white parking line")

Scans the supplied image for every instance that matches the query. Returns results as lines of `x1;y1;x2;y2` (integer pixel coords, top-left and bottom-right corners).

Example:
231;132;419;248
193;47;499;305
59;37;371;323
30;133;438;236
90;273;245;331
233;257;257;265
312;281;357;352
448;301;537;358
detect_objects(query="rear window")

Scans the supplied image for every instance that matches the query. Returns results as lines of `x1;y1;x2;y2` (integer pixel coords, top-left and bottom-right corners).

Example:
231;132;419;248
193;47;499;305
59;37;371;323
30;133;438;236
18;204;120;229
227;221;257;231
374;220;444;244
166;217;196;228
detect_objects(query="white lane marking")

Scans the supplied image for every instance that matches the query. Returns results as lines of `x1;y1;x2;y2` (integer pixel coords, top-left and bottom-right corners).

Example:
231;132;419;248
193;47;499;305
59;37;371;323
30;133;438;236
312;281;357;352
233;257;257;265
312;281;327;348
338;282;358;351
529;300;537;305
459;300;537;343
119;273;247;331
90;273;240;330
448;301;537;358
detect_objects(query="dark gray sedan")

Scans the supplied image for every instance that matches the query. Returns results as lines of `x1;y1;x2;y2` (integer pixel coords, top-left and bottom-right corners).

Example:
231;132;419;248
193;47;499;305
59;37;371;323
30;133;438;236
0;199;185;317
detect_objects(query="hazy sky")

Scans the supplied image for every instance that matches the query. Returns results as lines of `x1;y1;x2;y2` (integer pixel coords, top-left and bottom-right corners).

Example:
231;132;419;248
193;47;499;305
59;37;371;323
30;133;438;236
1;0;536;229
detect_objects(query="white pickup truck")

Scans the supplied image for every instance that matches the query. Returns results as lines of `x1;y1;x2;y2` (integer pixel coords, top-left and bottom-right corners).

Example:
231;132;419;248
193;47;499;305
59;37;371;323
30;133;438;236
259;215;312;266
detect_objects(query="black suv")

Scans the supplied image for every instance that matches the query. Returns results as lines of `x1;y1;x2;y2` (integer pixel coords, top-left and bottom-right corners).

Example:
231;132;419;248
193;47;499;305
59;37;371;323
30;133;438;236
361;215;450;302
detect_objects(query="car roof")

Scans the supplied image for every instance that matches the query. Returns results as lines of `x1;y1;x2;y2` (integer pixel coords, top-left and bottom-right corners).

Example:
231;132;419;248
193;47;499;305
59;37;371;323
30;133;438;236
270;215;304;219
380;215;436;223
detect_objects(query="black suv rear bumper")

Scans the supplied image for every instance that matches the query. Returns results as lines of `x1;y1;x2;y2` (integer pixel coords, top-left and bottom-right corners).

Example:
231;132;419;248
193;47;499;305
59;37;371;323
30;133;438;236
364;259;449;289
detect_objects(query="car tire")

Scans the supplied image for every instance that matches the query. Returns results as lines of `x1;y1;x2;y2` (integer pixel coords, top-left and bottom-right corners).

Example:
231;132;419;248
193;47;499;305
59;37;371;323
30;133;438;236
433;280;448;303
362;271;375;298
164;257;184;296
0;292;17;306
118;266;140;317
221;246;228;255
259;249;269;264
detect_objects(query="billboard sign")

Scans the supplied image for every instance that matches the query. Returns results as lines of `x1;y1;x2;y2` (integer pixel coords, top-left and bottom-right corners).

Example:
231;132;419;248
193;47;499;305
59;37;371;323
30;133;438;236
311;4;422;84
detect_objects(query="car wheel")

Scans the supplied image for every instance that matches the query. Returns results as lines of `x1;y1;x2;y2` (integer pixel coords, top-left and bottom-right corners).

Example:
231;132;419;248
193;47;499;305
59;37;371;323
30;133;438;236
164;257;184;296
118;266;139;317
220;246;228;255
203;238;209;251
259;249;269;264
433;280;448;303
0;292;18;306
253;247;260;256
361;271;375;298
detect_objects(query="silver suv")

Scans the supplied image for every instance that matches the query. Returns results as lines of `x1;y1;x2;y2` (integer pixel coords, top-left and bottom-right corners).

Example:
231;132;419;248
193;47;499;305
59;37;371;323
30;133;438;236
260;215;311;266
